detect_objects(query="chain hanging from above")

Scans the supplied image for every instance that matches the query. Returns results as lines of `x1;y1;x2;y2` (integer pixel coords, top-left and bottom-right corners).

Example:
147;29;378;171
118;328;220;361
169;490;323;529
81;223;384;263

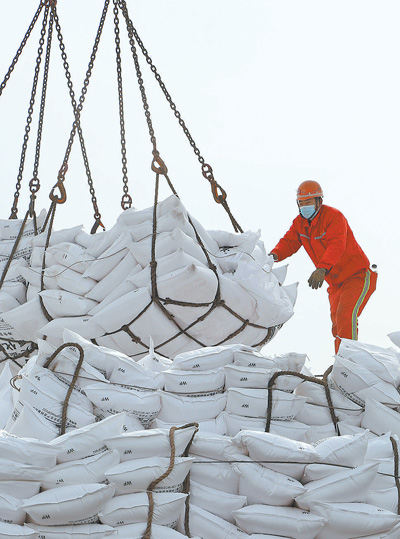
0;3;54;304
118;0;243;233
9;3;52;220
0;1;45;99
45;0;111;235
113;0;132;211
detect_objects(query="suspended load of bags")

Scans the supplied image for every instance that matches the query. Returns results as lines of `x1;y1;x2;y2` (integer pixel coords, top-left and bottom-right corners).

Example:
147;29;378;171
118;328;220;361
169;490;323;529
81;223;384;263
0;194;297;362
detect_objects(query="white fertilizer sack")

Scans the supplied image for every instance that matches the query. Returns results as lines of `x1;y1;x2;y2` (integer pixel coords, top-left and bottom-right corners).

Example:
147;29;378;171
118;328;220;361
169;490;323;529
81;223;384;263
84;382;160;428
38;289;97;318
85;252;139;302
332;356;400;407
0;481;41;500
189;432;246;462
0;429;58;467
49;412;127;463
234;458;306;505
0;522;36;536
0;493;25;525
129;248;208;289
0;210;46;241
24;523;116;538
108;355;163;390
225;364;302;392
129;227;208;268
104;425;198;461
226;387;307;420
110;522;195;538
312;432;368;467
181;504;249;539
294;462;379;510
190;456;239;494
189;480;247;523
47;242;95;274
98;491;187;528
312;502;400;539
172;345;237;370
162;367;225;394
157;391;227;423
22;483;115;526
233;505;326;538
152;413;227;436
362;397;400;437
6;402;63;442
42;449;120;490
232;430;320;465
83;232;135;282
338;338;400;386
388;331;400;349
104;456;194;495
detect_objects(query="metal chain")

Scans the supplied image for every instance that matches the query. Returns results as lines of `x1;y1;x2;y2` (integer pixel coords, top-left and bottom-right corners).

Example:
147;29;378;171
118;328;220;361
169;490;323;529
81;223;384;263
124;17;205;167
118;0;157;152
120;10;226;196
0;1;45;98
52;2;109;231
116;0;240;233
113;0;131;210
10;5;50;219
29;6;55;216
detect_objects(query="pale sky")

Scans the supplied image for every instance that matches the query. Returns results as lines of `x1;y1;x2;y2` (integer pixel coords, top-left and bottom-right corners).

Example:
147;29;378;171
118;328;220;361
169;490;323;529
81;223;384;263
0;1;399;373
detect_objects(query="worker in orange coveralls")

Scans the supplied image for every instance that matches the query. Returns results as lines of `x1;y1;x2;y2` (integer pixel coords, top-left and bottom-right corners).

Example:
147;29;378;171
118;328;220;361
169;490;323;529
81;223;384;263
269;180;377;354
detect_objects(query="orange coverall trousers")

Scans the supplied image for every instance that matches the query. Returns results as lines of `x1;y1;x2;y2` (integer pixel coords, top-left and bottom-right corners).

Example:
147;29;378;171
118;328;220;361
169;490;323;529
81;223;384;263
327;268;377;354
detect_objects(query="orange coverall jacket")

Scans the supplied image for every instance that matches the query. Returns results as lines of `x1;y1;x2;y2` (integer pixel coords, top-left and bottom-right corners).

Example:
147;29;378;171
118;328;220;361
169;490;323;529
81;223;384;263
271;204;370;287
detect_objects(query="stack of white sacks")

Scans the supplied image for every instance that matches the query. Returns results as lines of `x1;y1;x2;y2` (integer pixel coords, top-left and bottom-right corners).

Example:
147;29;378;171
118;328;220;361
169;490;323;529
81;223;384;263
0;195;296;362
0;329;399;537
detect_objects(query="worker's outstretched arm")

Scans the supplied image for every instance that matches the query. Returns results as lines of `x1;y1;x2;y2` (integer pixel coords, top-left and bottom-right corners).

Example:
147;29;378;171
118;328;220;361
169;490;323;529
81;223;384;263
270;220;302;262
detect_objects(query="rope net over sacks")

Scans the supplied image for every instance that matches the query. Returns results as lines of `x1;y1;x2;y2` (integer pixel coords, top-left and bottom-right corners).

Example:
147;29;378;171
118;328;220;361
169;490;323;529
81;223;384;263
0;0;296;365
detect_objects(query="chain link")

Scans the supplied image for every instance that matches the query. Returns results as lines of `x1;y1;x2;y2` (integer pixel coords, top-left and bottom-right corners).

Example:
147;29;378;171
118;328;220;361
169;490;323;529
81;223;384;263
113;0;131;210
116;0;232;210
121;12;205;166
10;5;50;219
52;2;110;227
118;0;157;154
30;6;55;201
0;2;45;98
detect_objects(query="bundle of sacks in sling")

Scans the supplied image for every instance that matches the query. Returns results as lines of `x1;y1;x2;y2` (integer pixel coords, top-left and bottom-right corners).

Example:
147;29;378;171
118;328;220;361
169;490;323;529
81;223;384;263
0;195;296;365
0;330;399;537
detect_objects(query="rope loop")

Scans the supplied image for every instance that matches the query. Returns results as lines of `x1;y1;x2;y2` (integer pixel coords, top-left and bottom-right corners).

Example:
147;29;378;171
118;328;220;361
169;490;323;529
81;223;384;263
28;195;37;218
210;178;227;204
151;151;168;176
9;198;19;220
201;163;227;203
90;216;105;235
121;193;132;210
43;342;85;435
10;374;22;392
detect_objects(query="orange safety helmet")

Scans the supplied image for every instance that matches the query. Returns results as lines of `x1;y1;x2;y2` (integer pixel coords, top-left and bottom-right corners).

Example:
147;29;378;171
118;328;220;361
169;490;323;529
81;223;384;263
296;180;324;201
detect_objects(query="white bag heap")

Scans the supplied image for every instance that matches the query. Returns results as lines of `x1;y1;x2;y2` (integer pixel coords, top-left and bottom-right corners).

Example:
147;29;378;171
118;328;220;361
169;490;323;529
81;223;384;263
0;210;47;365
0;334;400;537
0;195;296;363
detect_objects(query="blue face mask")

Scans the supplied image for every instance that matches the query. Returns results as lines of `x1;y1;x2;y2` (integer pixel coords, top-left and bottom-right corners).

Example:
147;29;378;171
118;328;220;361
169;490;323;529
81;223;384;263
299;204;316;219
